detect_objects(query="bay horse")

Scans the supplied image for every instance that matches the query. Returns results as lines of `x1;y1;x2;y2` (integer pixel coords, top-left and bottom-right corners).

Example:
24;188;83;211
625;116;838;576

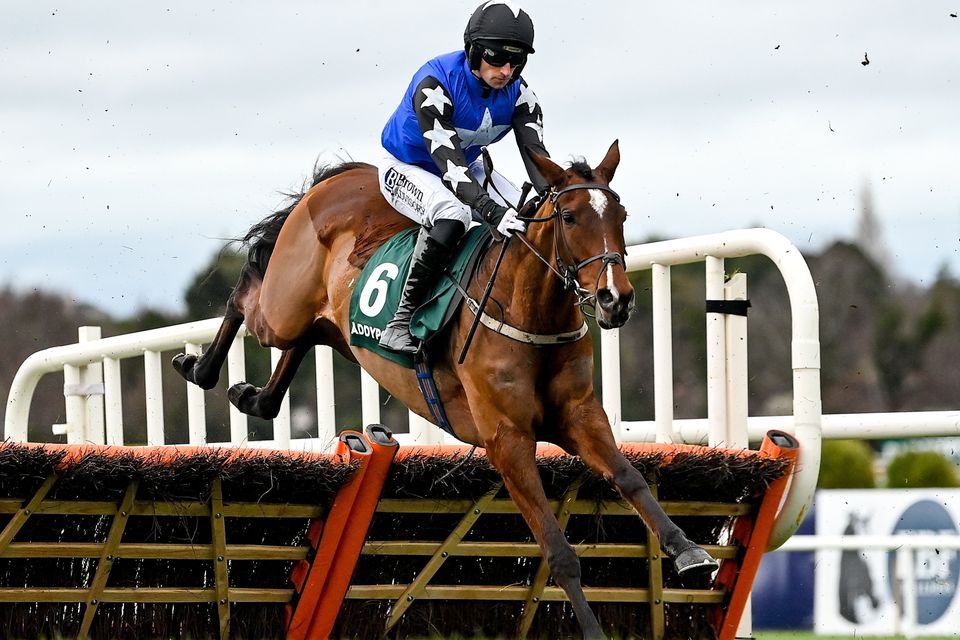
173;141;717;638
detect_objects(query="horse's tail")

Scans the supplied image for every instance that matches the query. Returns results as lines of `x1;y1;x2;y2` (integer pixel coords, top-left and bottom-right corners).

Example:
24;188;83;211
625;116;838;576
242;161;374;277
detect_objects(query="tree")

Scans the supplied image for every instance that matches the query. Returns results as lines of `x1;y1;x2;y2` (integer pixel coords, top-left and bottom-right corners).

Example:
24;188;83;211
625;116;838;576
183;246;247;321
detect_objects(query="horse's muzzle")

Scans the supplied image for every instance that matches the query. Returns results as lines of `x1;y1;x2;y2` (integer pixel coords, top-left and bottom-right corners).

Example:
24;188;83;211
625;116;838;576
596;287;635;329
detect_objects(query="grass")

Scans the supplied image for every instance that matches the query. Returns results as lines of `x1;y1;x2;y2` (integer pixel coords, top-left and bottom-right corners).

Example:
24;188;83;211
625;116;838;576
755;633;960;640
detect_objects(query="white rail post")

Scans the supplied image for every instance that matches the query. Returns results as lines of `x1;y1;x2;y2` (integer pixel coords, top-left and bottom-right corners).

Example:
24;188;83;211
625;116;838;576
705;256;727;447
724;274;749;449
143;350;165;446
651;263;675;443
896;547;918;639
227;334;248;446
55;363;85;444
103;356;124;445
315;346;337;450
600;328;622;439
361;369;381;427
185;343;206;446
271;348;292;450
723;274;752;639
55;327;106;444
78;326;105;444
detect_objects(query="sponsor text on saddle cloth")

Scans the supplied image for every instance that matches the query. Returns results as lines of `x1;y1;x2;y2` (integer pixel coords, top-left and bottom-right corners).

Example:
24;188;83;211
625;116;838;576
349;226;489;368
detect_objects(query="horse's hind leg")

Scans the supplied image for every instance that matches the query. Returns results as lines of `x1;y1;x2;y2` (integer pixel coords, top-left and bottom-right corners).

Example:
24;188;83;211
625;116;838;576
560;405;719;577
172;302;245;390
227;341;310;420
486;430;605;640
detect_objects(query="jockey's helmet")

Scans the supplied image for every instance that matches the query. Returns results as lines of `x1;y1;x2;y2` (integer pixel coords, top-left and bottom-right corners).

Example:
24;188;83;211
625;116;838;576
463;1;534;79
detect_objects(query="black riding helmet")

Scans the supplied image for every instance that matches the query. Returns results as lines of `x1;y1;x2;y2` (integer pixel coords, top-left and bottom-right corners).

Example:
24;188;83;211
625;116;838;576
463;1;535;82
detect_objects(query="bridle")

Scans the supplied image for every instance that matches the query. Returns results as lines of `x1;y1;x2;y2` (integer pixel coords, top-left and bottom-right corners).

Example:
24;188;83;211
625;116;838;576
456;179;626;361
515;182;626;314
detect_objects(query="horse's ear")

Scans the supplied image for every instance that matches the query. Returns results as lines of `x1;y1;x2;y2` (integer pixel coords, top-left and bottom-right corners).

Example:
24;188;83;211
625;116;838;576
525;146;565;187
594;140;620;183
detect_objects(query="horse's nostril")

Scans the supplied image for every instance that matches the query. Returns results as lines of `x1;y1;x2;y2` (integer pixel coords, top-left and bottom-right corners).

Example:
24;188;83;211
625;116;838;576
596;288;615;309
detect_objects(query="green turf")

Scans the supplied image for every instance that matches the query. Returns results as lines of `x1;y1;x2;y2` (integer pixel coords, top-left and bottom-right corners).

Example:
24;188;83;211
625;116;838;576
755;633;960;640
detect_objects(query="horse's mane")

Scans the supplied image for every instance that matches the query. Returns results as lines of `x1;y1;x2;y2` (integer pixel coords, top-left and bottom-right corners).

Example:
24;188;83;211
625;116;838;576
242;161;373;276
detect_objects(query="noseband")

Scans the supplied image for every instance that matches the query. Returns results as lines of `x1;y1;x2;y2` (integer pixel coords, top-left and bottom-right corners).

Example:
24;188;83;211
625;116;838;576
517;182;626;312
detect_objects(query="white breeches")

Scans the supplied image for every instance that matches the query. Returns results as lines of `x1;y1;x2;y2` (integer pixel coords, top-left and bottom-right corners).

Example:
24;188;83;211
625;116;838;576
378;152;521;228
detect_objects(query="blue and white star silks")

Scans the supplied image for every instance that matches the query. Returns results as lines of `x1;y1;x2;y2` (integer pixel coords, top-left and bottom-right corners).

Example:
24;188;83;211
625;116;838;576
515;84;538;114
525;115;544;144
482;0;522;18
442;160;470;192
455;108;511;149
420;85;452;114
382;52;523;173
423;119;457;153
381;50;551;212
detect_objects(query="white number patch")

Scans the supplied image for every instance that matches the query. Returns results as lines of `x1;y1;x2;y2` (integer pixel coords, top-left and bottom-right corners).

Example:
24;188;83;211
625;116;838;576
358;262;400;317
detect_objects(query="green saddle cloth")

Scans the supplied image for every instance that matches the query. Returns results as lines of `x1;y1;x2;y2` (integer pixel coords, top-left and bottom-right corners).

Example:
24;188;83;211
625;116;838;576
349;226;489;368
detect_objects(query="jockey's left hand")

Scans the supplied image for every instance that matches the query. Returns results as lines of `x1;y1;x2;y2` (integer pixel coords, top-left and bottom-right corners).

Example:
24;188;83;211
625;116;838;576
496;207;526;237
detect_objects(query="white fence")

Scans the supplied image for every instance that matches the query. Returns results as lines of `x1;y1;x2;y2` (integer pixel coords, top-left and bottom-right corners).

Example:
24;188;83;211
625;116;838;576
5;228;960;548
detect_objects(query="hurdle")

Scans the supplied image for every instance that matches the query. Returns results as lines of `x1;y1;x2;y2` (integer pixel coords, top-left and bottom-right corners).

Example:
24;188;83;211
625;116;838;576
0;424;797;639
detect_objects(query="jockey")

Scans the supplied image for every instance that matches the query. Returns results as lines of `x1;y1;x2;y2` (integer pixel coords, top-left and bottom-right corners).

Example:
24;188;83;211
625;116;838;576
377;0;550;354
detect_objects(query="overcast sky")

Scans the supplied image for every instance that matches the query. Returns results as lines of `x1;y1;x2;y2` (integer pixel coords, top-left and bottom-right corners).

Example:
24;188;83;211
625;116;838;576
2;1;958;318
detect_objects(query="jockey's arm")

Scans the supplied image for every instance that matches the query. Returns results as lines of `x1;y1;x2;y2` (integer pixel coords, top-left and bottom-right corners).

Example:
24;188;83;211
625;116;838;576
511;79;550;194
413;76;509;225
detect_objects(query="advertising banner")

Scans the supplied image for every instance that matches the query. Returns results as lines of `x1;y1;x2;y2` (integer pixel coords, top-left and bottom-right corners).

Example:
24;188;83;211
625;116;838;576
815;489;960;635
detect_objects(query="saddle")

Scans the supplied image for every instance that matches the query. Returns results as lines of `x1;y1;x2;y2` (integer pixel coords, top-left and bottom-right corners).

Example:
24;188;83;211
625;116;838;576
348;225;493;368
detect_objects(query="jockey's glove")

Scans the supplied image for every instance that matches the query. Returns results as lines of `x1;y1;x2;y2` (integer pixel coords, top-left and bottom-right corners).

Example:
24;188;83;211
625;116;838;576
496;207;526;236
476;201;526;237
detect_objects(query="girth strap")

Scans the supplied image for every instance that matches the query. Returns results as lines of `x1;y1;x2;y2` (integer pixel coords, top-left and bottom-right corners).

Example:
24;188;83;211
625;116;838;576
464;297;589;345
414;355;458;438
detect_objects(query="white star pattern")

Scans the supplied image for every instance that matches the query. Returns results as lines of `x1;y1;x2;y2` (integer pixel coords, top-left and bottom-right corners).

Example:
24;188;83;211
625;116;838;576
483;0;522;18
515;84;538;114
454;108;511;149
420;85;452;115
442;160;471;192
423;119;457;153
525;118;544;143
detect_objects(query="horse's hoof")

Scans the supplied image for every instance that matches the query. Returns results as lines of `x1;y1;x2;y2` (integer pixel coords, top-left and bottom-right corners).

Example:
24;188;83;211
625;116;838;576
171;353;196;380
172;353;219;390
228;382;260;413
674;546;719;577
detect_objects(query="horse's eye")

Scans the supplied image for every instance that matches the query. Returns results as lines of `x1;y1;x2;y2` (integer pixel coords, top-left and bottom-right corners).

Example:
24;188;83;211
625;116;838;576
561;212;576;225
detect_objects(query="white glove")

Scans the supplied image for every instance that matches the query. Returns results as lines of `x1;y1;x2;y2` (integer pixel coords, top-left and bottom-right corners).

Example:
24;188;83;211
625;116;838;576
496;207;526;237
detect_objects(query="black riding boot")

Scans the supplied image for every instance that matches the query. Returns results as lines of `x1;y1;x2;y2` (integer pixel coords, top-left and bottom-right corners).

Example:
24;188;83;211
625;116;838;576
378;221;461;354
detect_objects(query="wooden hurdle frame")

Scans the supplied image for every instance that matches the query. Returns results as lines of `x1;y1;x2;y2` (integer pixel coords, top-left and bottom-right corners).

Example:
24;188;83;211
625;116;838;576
0;426;797;639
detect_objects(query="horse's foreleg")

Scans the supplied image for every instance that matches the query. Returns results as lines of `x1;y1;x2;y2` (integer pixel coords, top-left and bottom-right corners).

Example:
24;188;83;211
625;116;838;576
486;429;605;640
560;404;719;578
172;306;244;390
227;341;310;420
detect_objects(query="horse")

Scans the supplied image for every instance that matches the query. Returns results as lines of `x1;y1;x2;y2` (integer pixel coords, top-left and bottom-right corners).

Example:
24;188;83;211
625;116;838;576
172;141;718;638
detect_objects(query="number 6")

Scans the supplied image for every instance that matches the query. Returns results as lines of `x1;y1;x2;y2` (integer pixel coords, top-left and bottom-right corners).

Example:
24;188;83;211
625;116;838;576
359;262;400;317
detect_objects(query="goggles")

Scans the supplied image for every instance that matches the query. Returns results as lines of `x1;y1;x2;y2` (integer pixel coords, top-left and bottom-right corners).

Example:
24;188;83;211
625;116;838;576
480;45;527;68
